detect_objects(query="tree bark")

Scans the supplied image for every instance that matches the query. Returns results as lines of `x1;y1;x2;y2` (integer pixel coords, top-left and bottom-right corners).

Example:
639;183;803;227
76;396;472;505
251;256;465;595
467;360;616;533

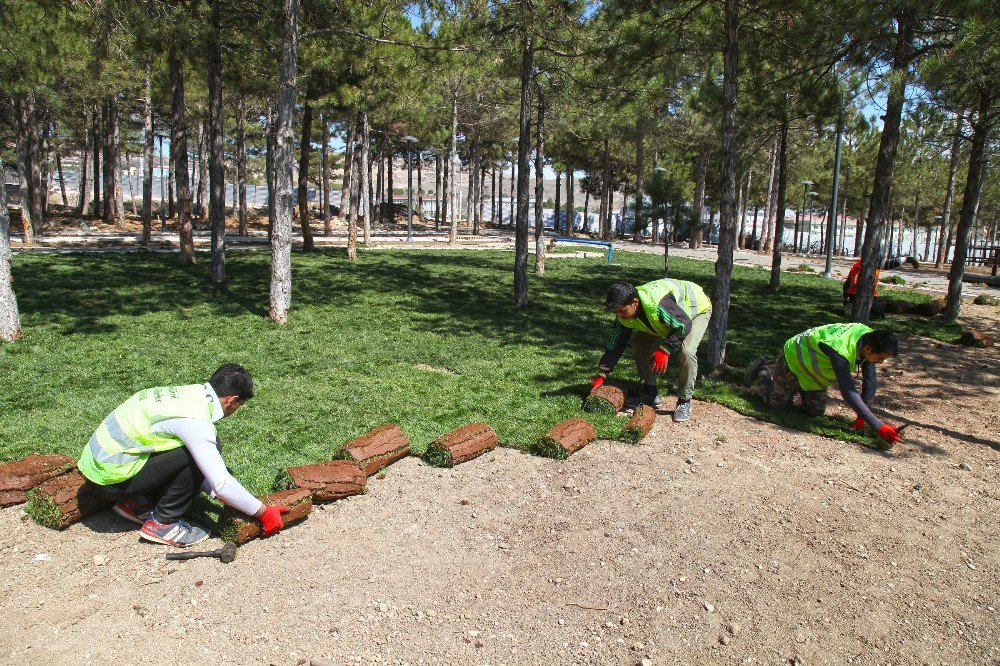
566;167;575;234
13;97;38;244
359;110;371;244
417;155;423;219
236;95;248;236
768;114;789;292
448;91;459;242
513;34;534;306
600;137;610;240
142;65;155;246
91;105;101;219
434;154;442;230
690;142;708;248
269;0;299;323
196;120;209;221
297;101;315;252
320;112;331;234
633;118;644;242
266;104;276;237
706;0;739;369
738;169;751;249
762;141;778;252
170;51;195;264
77;137;90;217
208;0;226;282
852;7;913;322
935;113;964;267
0;157;22;342
534;95;545;276
346;116;360;260
341;122;354;221
945;96;991;322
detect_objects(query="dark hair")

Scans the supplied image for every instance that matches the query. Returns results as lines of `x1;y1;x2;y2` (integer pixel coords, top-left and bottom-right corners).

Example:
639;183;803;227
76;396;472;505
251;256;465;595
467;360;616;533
209;364;254;400
860;330;898;356
605;281;638;308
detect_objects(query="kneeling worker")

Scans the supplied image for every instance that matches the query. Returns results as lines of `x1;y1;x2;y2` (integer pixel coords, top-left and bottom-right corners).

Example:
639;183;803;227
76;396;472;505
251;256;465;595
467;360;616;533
843;254;919;319
78;364;288;548
745;323;905;444
590;279;713;422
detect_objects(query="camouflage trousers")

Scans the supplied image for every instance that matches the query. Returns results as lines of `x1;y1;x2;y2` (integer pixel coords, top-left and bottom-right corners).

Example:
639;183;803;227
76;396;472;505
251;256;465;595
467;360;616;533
759;353;830;416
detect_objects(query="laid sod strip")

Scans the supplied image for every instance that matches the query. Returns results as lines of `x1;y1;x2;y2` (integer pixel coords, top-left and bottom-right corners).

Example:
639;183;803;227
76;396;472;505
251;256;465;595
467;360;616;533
423;422;499;468
959;330;994;347
0;454;76;508
621;405;656;445
275;460;367;502
583;384;626;414
216;488;312;545
25;471;113;529
333;424;411;476
532;418;597;460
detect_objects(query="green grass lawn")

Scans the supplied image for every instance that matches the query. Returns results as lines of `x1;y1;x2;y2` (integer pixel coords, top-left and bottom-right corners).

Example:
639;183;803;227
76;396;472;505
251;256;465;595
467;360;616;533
0;247;960;493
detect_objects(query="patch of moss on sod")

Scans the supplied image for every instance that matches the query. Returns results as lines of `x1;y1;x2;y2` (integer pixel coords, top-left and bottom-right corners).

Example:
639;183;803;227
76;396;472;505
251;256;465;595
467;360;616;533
422;443;454;468
272;469;296;492
620;426;646;446
530;436;571;460
583;395;618;414
24;489;62;529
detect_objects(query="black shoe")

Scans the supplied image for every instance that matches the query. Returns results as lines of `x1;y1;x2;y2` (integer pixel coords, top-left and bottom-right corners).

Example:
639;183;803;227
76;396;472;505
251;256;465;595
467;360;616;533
744;356;768;387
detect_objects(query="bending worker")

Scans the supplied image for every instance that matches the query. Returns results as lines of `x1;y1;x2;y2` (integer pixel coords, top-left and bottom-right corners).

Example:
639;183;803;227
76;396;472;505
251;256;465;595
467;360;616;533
745;323;905;444
843;254;919;319
590;278;712;422
77;364;288;548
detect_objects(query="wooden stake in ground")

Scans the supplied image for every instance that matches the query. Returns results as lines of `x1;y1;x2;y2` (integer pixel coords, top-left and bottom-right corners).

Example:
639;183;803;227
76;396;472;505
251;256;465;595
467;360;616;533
0;454;76;507
216;488;312;545
333;424;410;476
621;405;656;445
533;419;597;460
25;471;113;530
275;460;367;502
583;384;626;414
424;422;499;468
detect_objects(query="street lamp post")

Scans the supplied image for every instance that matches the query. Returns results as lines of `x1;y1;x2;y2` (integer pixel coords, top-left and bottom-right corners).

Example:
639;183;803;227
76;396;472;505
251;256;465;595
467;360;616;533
798;180;814;253
403;136;417;243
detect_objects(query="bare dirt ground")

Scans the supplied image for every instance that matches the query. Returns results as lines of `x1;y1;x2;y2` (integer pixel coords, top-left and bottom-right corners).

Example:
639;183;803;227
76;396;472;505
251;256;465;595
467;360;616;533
1;299;998;666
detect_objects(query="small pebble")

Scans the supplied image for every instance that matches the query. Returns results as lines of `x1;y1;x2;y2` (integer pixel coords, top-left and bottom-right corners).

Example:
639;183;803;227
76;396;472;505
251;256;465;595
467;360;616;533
92;554;106;566
720;635;731;645
704;602;715;613
959;462;972;471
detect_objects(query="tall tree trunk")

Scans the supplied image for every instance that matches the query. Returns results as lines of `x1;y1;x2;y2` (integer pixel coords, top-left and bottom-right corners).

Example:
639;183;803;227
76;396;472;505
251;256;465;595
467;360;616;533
297;101;315;252
477;167;486;234
270;0;299;323
320;113;331;234
945;96;991;322
170;52;195;264
91;105;101;219
265;104;276;237
762;141;778;252
853;8;913;322
706;0;740;369
600;137;611;240
583;187;590;235
77;137;90;216
346;118;360;260
566;167;575;234
738;170;752;249
935;113;964;267
534;96;545;276
513;34;534;306
142;64;155;245
55;136;68;208
633;118;644;242
553;169;562;233
386;151;394;223
417;155;424;219
434;155;442;230
768;114;789;292
449;91;459;242
208;0;226;282
690;142;708;248
13;97;37;244
750;205;759;248
236;95;248;236
124;151;138;215
0;157;22;342
195;120;208;220
341;122;354;220
359;110;371;245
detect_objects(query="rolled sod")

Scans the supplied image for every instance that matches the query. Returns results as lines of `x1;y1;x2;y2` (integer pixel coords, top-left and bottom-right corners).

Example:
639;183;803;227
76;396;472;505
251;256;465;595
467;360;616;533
532;418;597;460
25;471;113;530
621;405;656;444
0;454;76;508
217;488;312;545
583;384;626;414
423;422;499;468
274;460;367;502
333;423;410;476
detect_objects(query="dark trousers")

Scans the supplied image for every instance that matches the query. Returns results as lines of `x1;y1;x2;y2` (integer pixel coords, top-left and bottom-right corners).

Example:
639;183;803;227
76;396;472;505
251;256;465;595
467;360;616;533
93;447;204;523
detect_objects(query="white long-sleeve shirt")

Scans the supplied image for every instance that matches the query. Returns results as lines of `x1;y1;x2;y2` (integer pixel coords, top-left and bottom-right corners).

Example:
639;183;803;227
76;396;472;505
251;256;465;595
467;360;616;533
150;383;263;517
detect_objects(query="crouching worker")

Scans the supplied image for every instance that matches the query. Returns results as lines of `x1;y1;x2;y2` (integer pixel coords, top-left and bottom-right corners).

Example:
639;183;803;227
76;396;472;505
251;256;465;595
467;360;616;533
745;324;905;445
843;254;920;319
77;364;288;547
590;279;713;422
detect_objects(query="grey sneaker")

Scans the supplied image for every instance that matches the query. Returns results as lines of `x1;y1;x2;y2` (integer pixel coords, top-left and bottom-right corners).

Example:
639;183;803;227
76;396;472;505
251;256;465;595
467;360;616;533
140;517;211;548
744;356;768;387
673;399;692;422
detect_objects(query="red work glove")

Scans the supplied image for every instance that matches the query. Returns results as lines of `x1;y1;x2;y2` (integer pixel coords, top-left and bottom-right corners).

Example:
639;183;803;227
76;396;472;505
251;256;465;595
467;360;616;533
651;350;669;374
589;376;605;392
877;424;904;444
259;505;290;536
850;417;866;431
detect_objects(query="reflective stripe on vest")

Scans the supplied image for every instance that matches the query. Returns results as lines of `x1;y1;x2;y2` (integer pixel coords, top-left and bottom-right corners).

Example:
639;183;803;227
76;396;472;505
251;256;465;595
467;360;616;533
86;412;161;465
621;279;711;337
783;323;872;391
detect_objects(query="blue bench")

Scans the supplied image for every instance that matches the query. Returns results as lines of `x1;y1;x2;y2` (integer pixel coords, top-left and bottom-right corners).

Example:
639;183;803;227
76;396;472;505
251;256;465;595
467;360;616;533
551;237;614;263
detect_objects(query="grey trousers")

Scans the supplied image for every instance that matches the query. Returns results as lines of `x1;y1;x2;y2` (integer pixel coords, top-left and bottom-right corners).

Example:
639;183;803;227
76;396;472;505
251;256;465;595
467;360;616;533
630;308;712;400
760;353;830;416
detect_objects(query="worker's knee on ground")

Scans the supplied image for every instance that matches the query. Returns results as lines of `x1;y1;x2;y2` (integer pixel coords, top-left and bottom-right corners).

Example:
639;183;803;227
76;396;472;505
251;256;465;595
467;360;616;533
800;394;828;416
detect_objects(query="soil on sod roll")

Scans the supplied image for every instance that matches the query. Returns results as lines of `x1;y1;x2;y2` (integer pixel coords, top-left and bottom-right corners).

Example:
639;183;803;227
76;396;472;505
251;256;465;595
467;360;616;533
622;405;657;444
532;418;597;460
423;422;499;468
217;488;312;545
333;424;410;476
275;460;367;502
25;471;113;530
583;384;626;413
0;454;76;508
